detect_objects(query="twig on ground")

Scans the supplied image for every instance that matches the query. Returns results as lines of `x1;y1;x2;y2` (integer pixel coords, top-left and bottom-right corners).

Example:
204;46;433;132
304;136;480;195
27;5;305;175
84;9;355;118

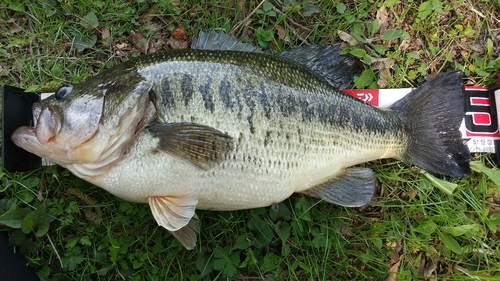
230;0;267;34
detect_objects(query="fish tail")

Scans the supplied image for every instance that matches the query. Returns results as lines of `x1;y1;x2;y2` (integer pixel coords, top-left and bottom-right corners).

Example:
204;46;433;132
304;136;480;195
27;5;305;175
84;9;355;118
392;71;471;178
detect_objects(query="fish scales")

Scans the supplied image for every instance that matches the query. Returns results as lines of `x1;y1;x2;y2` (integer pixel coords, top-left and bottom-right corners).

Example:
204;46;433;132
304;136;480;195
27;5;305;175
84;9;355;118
12;31;470;249
86;49;407;210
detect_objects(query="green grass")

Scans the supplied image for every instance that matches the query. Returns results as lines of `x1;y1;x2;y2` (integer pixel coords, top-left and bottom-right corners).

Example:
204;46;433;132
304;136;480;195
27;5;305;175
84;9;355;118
1;0;500;280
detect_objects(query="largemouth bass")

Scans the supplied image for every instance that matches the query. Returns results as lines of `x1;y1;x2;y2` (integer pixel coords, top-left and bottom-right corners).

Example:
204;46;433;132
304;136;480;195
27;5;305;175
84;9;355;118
12;31;470;249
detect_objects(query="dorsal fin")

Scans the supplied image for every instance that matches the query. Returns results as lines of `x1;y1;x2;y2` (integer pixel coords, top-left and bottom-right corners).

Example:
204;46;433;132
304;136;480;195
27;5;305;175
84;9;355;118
191;29;266;53
277;45;362;89
191;30;360;89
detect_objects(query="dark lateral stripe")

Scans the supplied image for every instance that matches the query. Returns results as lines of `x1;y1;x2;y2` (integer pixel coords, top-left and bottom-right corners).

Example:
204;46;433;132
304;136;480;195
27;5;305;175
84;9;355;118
244;82;256;134
219;76;232;109
276;85;297;117
258;84;271;119
199;77;214;113
264;130;272;147
181;74;194;106
161;78;175;107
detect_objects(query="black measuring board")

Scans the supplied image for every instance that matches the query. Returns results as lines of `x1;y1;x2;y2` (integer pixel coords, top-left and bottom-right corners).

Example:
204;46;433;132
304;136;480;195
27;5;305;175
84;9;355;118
2;85;41;172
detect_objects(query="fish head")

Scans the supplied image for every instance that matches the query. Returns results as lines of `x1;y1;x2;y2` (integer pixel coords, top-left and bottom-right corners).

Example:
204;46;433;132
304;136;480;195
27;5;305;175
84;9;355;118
12;68;153;167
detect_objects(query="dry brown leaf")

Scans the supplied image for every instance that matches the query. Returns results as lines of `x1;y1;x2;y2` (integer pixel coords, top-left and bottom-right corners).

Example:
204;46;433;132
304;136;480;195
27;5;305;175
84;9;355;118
386;238;403;281
275;25;290;42
339;225;353;237
399;39;410;52
386;260;402;281
0;65;8;77
84;209;101;225
376;6;389;35
167;37;189;49
9;23;21;34
148;33;167;53
37;186;44;201
101;27;111;48
378;67;392;88
238;0;249;14
114;42;131;56
338;30;359;46
371;57;394;70
416;255;437;277
130;31;148;53
373;58;394;88
141;4;158;22
172;26;188;40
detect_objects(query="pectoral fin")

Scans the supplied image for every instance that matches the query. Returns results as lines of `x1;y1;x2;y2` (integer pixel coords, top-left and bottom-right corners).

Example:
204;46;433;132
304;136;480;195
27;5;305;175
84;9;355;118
148;194;199;249
301;167;376;207
148;122;234;170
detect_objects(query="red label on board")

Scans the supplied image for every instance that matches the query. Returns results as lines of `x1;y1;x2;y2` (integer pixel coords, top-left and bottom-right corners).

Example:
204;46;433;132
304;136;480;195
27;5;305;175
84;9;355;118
342;89;379;106
470;97;490;106
463;87;500;138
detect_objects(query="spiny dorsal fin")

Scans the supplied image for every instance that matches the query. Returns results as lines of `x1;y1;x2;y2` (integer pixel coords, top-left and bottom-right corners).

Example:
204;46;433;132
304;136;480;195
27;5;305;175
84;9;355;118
301;167;375;207
148;122;234;170
277;45;362;89
191;29;266;53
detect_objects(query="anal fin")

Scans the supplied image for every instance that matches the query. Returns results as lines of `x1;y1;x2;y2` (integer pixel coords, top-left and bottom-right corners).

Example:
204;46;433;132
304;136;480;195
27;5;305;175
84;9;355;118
148;194;199;249
301;167;375;207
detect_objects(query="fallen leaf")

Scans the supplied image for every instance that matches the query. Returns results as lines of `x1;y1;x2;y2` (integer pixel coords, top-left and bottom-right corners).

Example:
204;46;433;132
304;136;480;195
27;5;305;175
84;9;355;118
275;25;290;42
338;30;359;46
167;37;189;49
408;38;422;52
101;27;111;48
376;6;389;35
130;31;148;53
84;209;101;225
114;42;129;51
339;225;353;237
386;238;403;281
238;0;249;14
148;33;167;53
416;255;437;277
372;58;394;88
141;4;158;22
378;67;392;88
371;57;394;70
172;26;188;40
0;65;9;77
9;23;22;34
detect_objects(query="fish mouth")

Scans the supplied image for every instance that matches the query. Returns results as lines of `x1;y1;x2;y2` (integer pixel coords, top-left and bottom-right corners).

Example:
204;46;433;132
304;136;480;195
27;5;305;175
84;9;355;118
11;102;62;153
31;102;62;144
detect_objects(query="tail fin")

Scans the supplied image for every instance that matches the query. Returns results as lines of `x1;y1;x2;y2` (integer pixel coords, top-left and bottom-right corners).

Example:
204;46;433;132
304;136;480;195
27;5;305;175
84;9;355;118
392;71;471;178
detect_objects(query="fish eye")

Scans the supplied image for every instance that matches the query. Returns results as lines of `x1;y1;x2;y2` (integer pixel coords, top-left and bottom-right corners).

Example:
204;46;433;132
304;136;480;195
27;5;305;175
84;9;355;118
55;85;73;100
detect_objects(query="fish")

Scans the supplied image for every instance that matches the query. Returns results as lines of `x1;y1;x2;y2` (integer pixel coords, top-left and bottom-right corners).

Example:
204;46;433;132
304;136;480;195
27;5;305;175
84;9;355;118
12;30;471;249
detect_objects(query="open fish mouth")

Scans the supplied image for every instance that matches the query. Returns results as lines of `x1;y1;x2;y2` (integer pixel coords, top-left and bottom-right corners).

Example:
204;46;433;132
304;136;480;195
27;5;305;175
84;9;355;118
31;102;62;145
